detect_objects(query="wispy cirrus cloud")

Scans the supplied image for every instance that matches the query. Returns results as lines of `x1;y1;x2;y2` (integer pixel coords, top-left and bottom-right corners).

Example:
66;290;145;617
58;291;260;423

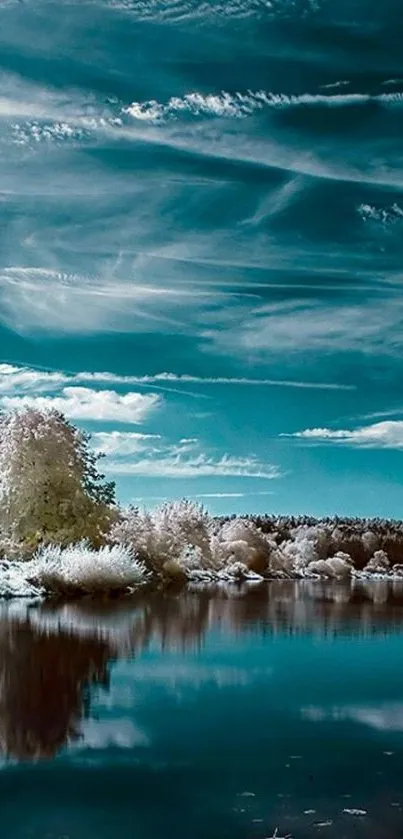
113;372;354;391
130;491;275;503
92;430;162;454
0;267;225;335
208;297;403;358
0;363;353;392
283;420;403;449
104;451;280;479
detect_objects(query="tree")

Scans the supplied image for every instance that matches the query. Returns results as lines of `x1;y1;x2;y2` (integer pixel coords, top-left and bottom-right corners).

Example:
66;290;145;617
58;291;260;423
0;408;118;554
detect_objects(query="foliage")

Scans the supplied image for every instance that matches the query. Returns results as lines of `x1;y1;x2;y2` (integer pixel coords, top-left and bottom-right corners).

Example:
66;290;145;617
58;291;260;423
0;409;118;554
110;499;215;573
27;542;149;596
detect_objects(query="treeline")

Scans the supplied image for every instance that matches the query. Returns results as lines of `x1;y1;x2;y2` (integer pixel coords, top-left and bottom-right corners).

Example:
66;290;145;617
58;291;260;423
218;514;403;569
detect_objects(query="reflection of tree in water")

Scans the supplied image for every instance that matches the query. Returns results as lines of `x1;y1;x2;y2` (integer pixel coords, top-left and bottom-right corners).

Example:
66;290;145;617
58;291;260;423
2;579;403;761
0;617;111;760
126;592;211;654
206;579;403;638
125;579;403;645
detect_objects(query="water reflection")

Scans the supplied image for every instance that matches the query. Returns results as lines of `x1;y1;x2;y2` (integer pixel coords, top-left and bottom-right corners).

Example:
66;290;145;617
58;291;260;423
1;580;403;763
0;616;111;760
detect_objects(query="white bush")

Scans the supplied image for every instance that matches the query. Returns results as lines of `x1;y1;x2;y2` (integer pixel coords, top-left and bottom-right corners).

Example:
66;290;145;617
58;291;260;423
110;500;215;572
111;502;274;578
363;550;390;574
280;527;320;571
27;542;149;595
210;518;271;572
306;552;353;579
0;559;42;598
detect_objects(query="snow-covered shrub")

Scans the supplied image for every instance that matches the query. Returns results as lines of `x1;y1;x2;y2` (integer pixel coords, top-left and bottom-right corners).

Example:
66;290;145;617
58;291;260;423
28;542;149;596
279;526;322;572
219;561;264;582
306;552;353;579
110;500;215;573
363;550;390;575
210;518;272;573
0;559;42;598
111;502;275;580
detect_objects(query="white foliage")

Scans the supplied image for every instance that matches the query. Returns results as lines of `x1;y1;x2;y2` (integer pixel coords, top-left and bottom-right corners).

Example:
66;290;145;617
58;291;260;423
111;502;274;579
111;504;359;582
218;562;264;582
280;526;321;570
110;500;215;572
364;550;390;574
306;552;353;579
27;542;149;595
0;408;115;550
4;498;403;598
0;559;42;598
210;518;272;571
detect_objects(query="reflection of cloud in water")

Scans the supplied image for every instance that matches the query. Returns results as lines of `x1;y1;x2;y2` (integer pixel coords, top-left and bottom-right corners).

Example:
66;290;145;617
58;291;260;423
114;661;273;691
302;703;403;731
73;718;149;749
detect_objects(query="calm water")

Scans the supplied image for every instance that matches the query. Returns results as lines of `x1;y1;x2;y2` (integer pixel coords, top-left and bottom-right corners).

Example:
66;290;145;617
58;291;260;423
2;582;403;838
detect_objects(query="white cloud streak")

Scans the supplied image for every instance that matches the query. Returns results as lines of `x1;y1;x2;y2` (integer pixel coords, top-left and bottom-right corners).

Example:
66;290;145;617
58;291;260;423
283;420;403;449
131;491;275;500
0;267;223;335
0;363;353;392
92;431;162;454
208;298;403;358
104;453;280;479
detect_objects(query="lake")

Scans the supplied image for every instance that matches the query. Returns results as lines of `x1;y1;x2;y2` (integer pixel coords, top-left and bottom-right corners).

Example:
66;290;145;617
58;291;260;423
1;581;403;838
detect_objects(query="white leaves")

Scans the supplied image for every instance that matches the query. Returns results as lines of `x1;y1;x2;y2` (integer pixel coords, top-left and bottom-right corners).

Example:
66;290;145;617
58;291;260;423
29;542;149;595
0;408;115;549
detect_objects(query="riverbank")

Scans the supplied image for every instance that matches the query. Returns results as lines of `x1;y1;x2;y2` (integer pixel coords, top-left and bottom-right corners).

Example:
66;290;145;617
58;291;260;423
2;503;403;600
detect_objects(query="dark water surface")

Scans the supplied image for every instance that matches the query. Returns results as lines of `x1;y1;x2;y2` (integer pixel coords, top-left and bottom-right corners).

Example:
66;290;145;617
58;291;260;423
2;582;403;838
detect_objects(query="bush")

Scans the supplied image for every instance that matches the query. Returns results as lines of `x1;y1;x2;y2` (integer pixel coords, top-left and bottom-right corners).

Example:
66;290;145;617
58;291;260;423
27;542;149;596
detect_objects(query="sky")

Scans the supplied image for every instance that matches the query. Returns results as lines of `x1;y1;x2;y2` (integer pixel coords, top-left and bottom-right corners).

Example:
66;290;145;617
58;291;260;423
1;0;403;517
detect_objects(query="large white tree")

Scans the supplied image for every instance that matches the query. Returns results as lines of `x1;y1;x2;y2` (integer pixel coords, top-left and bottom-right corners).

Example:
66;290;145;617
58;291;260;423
0;408;118;554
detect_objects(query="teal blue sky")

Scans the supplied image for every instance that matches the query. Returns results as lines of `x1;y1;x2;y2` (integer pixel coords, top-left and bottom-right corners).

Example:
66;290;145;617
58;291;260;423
1;0;403;516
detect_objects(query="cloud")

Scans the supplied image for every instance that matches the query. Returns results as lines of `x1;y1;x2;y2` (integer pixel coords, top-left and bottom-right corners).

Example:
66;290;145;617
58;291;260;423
0;267;229;336
131;491;275;500
208;298;403;358
1;387;161;423
0;363;353;392
81;428;280;482
92;430;162;455
0;363;67;392
124;89;403;124
113;372;354;391
283;420;403;449
104;453;280;478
